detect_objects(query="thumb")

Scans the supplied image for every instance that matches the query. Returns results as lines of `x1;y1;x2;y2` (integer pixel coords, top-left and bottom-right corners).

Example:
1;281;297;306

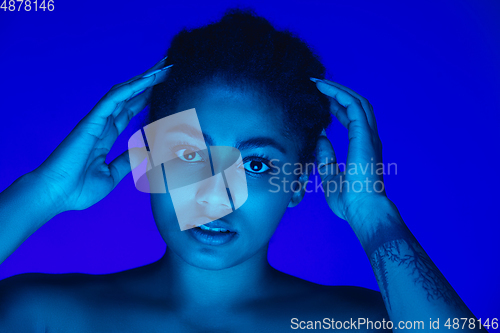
315;130;339;182
108;148;148;188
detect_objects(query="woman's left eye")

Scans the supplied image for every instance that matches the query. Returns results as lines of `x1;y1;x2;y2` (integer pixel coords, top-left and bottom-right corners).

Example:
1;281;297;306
175;148;203;162
243;160;270;173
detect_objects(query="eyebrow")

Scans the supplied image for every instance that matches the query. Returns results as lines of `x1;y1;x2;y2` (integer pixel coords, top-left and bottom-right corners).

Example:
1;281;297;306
165;123;287;154
235;137;287;154
164;123;212;144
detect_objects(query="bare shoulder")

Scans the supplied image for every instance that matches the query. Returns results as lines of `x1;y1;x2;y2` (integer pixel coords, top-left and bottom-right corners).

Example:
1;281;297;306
264;269;390;331
0;262;160;332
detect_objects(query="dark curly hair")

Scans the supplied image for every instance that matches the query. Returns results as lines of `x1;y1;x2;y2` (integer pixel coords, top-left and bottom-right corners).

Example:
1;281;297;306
148;8;332;164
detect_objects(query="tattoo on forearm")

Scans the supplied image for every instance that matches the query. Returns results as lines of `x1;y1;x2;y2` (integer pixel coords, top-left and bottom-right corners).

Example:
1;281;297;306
368;214;465;311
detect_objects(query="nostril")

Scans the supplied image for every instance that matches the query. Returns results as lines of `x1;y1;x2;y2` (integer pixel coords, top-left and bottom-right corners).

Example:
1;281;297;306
197;199;231;211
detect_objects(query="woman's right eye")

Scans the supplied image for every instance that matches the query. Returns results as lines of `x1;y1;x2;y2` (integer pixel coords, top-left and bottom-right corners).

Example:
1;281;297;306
174;148;203;162
243;160;270;174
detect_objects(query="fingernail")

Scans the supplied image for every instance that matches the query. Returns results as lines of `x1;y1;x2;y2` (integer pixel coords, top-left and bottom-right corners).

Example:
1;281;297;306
153;56;168;66
310;77;323;83
142;64;174;78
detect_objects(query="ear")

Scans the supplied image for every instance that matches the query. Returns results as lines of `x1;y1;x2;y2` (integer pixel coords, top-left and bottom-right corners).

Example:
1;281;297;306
287;163;313;208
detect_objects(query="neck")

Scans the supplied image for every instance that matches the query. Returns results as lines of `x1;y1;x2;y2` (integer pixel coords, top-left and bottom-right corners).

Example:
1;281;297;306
156;245;277;309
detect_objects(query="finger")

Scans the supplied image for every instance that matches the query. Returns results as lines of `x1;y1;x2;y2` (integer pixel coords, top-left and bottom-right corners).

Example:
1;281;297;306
108;147;150;188
329;98;350;128
108;149;133;188
64;78;152;171
113;88;152;135
88;65;172;126
87;88;152;169
314;81;371;140
322;79;378;135
113;56;169;89
112;84;152;118
52;66;169;172
315;131;339;182
121;63;173;94
314;80;377;167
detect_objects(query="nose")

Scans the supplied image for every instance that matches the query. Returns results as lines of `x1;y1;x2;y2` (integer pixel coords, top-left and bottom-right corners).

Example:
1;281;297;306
196;173;233;218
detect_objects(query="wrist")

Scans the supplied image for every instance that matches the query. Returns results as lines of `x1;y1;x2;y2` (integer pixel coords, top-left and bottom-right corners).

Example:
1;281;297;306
347;195;404;245
19;171;67;219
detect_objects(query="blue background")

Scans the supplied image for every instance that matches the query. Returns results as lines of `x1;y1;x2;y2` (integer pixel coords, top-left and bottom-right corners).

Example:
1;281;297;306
1;0;499;320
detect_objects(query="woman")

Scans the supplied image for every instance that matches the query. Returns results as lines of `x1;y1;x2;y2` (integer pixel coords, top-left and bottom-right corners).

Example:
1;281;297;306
0;9;486;332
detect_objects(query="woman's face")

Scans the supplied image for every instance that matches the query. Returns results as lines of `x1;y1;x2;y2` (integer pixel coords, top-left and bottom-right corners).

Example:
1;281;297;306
150;82;303;270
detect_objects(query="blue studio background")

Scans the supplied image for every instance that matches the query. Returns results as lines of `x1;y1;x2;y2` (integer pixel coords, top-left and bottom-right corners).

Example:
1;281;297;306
1;0;499;320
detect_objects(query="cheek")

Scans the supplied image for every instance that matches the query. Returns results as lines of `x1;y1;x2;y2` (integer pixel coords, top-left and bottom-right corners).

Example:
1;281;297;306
150;193;179;235
239;177;295;234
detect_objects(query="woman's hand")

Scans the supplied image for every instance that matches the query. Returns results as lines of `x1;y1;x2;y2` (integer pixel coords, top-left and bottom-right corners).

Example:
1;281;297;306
312;78;388;228
31;58;172;214
311;79;486;326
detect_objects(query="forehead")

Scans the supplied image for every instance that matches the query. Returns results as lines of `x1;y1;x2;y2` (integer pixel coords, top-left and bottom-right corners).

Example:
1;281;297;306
175;82;294;152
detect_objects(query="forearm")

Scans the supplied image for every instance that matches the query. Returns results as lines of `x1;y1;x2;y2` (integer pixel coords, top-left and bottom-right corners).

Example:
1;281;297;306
350;198;486;331
0;172;61;265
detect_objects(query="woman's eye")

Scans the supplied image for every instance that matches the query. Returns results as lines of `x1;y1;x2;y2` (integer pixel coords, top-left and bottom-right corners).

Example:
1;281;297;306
243;160;270;173
175;148;203;162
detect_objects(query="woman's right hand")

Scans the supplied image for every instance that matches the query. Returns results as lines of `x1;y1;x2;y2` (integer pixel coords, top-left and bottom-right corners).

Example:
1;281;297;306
31;58;172;214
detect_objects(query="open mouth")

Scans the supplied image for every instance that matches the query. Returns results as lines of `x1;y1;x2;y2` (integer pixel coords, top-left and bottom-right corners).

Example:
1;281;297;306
198;224;232;233
188;223;237;246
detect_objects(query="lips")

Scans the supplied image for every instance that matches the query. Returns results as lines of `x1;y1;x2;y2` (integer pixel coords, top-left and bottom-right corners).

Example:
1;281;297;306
199;224;230;233
188;219;237;246
199;220;236;233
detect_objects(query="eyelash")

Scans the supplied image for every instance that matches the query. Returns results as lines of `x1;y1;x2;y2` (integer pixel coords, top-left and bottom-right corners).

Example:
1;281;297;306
169;142;273;177
170;142;206;162
242;153;273;177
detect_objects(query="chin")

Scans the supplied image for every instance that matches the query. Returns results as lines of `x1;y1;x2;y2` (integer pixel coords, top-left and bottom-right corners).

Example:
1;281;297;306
176;246;246;271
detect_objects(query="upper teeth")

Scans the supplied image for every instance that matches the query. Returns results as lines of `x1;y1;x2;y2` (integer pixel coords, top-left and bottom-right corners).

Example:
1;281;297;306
199;224;229;232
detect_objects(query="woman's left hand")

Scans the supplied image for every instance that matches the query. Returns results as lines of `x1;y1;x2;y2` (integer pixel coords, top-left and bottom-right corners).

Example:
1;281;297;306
311;78;388;229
